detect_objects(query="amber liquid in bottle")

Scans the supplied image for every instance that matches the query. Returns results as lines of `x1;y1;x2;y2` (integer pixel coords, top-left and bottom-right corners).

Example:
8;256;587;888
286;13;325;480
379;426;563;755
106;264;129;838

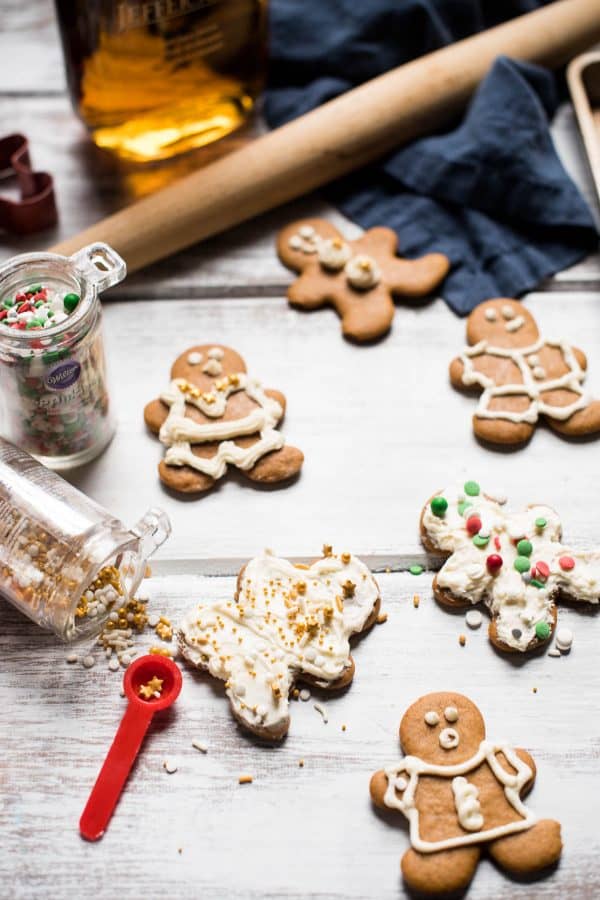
54;0;267;162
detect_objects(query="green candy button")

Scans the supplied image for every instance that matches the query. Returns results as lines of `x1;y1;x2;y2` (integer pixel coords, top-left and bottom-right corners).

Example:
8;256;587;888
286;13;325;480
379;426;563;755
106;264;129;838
409;564;423;576
458;501;472;517
430;497;448;517
473;534;490;548
535;517;547;530
63;292;80;314
464;480;480;497
530;579;545;589
517;539;533;557
535;621;551;641
514;556;531;574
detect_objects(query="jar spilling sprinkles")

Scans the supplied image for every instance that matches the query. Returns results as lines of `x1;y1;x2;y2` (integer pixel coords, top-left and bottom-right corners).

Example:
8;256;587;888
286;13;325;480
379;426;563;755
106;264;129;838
0;243;126;469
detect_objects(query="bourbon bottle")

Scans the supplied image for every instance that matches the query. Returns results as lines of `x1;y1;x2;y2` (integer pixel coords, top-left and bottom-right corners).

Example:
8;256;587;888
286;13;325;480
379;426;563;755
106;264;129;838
54;0;268;162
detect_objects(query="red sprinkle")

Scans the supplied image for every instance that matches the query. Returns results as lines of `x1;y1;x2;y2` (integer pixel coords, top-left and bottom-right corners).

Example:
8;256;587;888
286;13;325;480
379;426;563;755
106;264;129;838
17;302;32;314
535;561;550;579
486;554;503;573
559;556;575;571
15;292;26;302
466;515;482;535
0;310;7;321
494;536;501;551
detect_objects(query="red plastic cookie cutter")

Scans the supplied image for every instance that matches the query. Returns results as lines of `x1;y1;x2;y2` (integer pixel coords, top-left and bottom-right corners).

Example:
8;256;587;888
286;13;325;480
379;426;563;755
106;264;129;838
79;654;182;841
0;133;57;235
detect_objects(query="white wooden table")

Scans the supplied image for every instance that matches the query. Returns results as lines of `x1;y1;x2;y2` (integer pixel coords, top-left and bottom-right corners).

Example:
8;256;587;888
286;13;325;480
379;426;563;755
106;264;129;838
1;5;600;898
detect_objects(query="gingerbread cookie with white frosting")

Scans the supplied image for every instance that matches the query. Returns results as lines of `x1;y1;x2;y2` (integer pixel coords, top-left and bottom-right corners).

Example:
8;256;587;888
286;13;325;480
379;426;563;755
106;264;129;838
450;298;600;446
178;548;381;739
144;345;303;495
370;692;562;896
420;479;600;654
277;219;450;342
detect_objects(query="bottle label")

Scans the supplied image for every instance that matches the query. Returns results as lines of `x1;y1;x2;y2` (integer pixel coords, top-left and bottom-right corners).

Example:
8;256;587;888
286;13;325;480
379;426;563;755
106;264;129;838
114;0;220;32
44;359;82;391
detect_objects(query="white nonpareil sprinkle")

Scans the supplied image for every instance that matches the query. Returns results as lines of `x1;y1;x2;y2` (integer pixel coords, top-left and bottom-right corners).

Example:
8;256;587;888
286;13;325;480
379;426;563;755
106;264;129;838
163;759;178;774
82;655;95;669
187;351;203;365
148;614;159;628
465;610;483;629
66;654;78;664
556;628;573;652
192;739;208;753
108;658;120;672
313;703;328;724
299;688;311;702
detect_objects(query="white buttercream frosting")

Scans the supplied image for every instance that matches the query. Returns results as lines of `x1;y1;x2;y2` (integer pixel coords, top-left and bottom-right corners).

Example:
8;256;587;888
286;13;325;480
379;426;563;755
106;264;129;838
179;553;379;735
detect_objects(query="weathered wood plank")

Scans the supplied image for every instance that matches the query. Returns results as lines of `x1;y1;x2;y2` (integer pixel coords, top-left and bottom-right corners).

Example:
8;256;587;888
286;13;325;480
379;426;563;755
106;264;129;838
0;0;65;94
1;568;597;899
54;290;600;565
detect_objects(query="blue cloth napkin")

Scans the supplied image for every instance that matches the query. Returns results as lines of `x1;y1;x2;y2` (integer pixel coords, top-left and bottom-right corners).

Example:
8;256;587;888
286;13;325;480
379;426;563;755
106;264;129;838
265;1;598;315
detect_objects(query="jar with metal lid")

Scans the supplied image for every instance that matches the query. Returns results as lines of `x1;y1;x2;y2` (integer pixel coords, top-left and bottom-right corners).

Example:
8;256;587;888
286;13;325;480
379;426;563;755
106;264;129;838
0;242;125;470
0;437;171;641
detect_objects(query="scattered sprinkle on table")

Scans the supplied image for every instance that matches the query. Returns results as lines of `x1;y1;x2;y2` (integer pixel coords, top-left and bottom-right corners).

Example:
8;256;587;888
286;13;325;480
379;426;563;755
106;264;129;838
82;655;95;669
299;688;311;701
547;648;561;658
314;702;328;724
465;610;482;629
163;759;178;774
458;634;466;647
66;653;78;664
299;759;304;768
413;594;420;608
532;687;538;694
239;774;253;784
556;627;573;652
192;739;208;753
409;564;423;576
376;612;388;624
341;724;347;732
385;566;391;574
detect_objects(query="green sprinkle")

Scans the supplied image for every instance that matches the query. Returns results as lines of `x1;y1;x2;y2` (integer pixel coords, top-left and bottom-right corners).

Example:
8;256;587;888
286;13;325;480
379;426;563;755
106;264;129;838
535;517;547;530
35;299;45;307
514;556;531;574
27;284;42;294
517;539;533;557
430;496;448;517
3;297;15;308
530;579;545;589
473;534;490;548
47;310;54;317
409;564;423;576
464;480;480;497
458;501;472;517
535;621;551;640
63;292;80;314
26;319;43;329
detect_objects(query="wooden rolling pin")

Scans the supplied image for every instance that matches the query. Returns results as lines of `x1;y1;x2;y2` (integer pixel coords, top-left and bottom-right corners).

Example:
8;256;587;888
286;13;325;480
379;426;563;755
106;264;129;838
51;0;600;272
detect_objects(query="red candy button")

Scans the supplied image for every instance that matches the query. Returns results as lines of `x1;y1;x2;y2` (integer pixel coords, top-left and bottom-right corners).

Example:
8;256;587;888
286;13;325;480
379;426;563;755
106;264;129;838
559;556;575;571
486;554;503;573
466;515;482;535
535;561;550;579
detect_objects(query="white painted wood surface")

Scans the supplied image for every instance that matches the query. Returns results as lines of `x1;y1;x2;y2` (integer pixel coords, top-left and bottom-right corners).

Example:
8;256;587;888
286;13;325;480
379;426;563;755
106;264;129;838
1;3;600;898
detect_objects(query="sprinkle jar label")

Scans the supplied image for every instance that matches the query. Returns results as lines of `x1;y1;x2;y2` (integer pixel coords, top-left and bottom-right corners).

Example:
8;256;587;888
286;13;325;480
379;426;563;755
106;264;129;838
44;359;81;391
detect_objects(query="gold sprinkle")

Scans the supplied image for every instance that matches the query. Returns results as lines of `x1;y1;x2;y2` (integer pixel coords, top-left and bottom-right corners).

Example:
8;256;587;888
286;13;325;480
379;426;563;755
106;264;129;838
342;580;356;599
459;634;466;647
341;552;351;565
376;612;388;625
413;594;420;608
239;774;253;785
322;544;333;558
149;645;172;657
139;675;164;699
298;760;304;768
341;724;346;732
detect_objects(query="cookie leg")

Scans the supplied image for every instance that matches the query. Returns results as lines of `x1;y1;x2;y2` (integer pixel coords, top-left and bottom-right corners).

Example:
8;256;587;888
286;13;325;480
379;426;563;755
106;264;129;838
487;819;562;875
158;460;216;494
545;397;600;438
401;846;481;896
472;416;535;448
244;445;304;484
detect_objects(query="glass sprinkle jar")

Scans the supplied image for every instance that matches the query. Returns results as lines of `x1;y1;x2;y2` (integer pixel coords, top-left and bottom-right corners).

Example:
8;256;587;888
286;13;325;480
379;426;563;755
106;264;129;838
0;436;170;641
0;242;125;470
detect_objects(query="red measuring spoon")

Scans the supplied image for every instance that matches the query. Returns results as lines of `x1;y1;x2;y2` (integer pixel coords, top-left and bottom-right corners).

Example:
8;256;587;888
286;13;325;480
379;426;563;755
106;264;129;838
79;654;182;841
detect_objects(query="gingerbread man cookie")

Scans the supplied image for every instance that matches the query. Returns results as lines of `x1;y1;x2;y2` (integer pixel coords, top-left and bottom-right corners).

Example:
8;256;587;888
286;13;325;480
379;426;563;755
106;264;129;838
370;692;562;896
144;345;303;495
277;219;450;342
421;479;600;653
450;298;600;446
178;549;381;739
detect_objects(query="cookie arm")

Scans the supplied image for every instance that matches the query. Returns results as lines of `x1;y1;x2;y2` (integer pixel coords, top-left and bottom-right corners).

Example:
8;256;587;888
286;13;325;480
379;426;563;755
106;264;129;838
572;346;587;370
449;356;466;388
144;398;169;434
369;769;391;810
492;747;537;798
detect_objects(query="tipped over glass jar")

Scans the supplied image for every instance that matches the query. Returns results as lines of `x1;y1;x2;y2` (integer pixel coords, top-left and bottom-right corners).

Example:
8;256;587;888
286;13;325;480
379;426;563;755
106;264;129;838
0;242;125;470
0;437;170;641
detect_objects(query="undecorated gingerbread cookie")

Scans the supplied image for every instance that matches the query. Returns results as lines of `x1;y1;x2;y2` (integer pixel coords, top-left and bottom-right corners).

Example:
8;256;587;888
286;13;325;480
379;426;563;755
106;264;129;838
144;345;303;495
178;549;381;739
450;298;600;446
420;479;600;653
370;692;562;896
277;219;450;342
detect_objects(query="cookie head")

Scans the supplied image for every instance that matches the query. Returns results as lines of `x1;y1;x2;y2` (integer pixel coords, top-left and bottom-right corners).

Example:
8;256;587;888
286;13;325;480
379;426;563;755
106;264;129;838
399;692;485;765
467;300;539;349
170;345;247;389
